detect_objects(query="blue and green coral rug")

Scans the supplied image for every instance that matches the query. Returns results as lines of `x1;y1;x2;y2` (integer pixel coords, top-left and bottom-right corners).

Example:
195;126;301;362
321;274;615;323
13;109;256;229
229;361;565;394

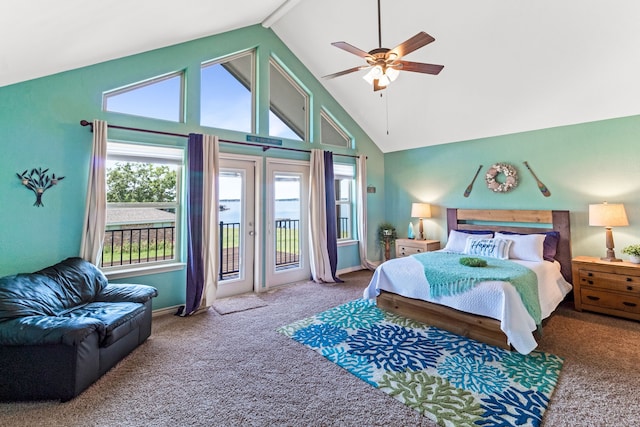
277;299;563;427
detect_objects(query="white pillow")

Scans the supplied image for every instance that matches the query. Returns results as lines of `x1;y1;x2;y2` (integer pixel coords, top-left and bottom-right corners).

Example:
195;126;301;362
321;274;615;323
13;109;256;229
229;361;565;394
444;230;494;253
463;238;512;260
495;232;545;262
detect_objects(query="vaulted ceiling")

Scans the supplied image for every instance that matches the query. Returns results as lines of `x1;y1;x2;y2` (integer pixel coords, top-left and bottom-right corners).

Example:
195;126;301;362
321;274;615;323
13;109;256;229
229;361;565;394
3;0;639;152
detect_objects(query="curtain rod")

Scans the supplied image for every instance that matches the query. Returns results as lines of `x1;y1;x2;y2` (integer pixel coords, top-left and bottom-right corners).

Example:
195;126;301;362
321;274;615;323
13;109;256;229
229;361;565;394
79;120;363;159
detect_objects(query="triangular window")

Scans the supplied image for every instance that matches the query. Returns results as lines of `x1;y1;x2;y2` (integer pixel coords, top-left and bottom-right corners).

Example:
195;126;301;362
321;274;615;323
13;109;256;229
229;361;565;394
321;110;352;148
103;72;184;122
269;59;308;141
201;50;254;133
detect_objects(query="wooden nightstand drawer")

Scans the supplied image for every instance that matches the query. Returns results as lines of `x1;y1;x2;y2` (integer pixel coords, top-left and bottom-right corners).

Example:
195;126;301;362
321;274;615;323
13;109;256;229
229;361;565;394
572;256;640;321
578;269;640;295
396;239;440;258
580;288;640;315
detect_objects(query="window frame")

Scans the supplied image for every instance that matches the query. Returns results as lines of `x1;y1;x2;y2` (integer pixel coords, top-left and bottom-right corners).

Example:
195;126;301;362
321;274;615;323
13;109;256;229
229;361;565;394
102;71;185;123
102;141;185;279
200;49;256;133
268;57;310;141
334;163;356;242
320;109;353;149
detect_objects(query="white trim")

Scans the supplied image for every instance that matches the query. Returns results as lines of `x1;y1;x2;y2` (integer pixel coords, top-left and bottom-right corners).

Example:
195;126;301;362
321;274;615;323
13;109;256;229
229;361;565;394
261;0;303;28
336;265;366;275
104;262;185;280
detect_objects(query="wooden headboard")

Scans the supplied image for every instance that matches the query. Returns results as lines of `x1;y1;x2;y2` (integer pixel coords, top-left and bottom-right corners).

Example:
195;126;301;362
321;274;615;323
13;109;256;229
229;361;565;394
446;208;572;283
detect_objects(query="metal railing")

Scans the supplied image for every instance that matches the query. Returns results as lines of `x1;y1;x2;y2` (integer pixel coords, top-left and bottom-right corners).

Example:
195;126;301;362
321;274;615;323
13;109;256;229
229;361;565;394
219;221;240;280
275;219;300;270
102;226;175;267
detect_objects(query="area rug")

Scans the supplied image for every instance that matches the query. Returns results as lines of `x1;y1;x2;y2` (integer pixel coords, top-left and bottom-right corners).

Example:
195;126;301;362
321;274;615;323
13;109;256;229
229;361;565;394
212;294;267;315
277;299;563;427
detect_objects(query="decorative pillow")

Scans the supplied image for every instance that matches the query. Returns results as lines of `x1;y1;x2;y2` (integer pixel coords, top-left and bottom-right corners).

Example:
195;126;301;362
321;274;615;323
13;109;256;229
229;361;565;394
443;230;494;253
463;238;512;260
495;232;545;262
496;231;559;262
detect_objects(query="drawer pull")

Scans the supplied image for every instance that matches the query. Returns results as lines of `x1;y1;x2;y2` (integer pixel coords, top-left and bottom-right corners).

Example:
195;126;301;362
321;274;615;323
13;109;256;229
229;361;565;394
623;302;637;307
587;272;593;277
587;280;594;285
416;249;422;253
586;295;600;301
627;277;633;282
628;286;634;291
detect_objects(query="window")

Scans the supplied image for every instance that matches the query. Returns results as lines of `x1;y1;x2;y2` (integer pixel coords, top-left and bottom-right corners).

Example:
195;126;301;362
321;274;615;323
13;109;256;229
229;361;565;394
103;142;183;271
201;50;254;132
103;72;184;122
269;59;309;141
334;163;355;241
321;110;352;148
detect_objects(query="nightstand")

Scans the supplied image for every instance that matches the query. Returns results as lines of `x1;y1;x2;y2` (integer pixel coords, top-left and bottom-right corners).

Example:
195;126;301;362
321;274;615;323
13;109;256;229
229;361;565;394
395;238;440;258
571;256;640;321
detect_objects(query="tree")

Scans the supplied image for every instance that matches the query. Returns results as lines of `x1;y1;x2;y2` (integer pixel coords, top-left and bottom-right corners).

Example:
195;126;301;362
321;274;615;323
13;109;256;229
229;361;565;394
107;162;177;202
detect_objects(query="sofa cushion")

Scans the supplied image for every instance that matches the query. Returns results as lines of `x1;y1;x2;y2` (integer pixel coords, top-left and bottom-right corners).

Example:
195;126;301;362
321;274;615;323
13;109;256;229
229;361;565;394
61;302;145;347
36;258;107;309
0;274;65;319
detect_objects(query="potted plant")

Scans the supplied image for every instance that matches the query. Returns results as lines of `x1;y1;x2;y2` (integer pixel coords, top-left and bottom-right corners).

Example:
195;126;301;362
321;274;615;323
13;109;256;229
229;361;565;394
377;222;397;261
622;244;640;264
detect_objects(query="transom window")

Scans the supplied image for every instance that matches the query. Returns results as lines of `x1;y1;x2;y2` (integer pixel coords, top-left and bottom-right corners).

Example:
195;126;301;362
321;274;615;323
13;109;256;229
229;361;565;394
269;58;308;141
103;72;184;122
201;50;254;133
103;142;183;270
321;110;352;148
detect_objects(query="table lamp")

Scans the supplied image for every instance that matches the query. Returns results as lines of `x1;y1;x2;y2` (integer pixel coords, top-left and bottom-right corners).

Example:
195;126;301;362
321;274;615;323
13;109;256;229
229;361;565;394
589;202;628;262
411;203;431;240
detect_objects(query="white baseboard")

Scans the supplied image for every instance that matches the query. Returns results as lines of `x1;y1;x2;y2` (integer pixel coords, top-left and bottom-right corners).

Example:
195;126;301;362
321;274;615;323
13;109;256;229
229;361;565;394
152;305;181;317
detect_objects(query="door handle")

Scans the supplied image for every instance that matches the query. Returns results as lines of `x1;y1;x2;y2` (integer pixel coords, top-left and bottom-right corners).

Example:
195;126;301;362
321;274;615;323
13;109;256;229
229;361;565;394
248;231;255;236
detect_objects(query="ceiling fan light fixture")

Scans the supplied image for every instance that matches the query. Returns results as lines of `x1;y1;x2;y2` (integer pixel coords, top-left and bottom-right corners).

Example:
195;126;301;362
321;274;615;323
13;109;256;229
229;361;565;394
385;66;400;82
378;74;391;87
363;65;383;84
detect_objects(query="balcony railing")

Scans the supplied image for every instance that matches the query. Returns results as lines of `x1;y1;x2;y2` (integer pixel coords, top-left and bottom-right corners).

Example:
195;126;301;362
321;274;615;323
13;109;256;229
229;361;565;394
102;226;175;267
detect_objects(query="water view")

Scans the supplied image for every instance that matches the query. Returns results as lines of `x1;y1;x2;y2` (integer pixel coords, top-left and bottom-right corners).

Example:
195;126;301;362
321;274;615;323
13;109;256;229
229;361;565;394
219;199;300;223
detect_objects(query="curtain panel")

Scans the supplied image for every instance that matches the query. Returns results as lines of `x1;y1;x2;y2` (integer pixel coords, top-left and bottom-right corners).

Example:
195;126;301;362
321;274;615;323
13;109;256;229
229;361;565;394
357;154;376;270
308;149;341;283
80;119;107;265
179;134;219;316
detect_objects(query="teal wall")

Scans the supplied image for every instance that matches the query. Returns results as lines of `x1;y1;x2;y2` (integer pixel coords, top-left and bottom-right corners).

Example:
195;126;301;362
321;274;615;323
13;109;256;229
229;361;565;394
0;25;386;309
384;115;640;259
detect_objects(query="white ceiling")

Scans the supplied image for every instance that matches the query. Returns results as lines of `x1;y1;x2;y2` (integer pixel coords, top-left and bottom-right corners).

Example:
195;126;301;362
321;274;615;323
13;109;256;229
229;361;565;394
3;0;640;153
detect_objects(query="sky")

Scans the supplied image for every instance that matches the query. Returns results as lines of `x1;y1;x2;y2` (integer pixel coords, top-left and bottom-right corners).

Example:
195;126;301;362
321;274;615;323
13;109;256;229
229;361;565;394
106;62;300;140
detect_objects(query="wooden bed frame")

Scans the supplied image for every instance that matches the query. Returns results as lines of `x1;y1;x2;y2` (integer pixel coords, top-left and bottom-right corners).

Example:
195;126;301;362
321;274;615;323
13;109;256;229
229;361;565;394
376;208;572;350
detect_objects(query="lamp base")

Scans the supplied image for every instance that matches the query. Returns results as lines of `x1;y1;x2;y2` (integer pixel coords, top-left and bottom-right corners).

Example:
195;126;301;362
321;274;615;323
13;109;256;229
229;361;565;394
600;256;623;262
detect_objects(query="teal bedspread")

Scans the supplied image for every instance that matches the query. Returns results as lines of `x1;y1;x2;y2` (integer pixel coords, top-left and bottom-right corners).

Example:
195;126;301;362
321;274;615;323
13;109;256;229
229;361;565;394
412;252;541;325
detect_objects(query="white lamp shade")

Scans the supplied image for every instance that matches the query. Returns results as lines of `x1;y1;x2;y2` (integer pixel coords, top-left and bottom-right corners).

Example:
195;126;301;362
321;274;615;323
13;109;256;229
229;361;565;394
411;203;432;218
589;203;629;227
386;67;400;82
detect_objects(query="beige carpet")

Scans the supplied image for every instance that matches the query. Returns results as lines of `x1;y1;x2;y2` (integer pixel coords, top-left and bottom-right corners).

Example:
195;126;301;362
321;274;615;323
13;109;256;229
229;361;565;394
212;294;267;315
0;269;639;426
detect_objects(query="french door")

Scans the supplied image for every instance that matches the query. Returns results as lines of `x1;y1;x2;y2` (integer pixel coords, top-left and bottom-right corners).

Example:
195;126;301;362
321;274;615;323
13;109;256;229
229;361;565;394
265;159;310;287
216;156;260;298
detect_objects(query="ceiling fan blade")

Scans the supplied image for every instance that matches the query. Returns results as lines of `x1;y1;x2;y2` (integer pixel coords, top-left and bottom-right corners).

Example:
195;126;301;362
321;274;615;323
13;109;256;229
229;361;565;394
396;60;444;75
322;65;370;79
388;32;435;59
331;41;372;58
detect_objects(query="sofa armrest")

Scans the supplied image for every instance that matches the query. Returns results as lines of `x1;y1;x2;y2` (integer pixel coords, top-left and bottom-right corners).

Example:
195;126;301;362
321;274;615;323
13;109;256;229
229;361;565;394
0;316;104;346
96;284;158;304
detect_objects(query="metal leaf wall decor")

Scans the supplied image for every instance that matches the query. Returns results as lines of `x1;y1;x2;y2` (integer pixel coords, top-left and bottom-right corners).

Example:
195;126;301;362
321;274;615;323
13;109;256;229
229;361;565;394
16;167;65;207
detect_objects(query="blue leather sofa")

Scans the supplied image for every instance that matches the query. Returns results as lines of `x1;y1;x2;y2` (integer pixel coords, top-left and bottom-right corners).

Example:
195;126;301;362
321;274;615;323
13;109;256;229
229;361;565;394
0;257;157;401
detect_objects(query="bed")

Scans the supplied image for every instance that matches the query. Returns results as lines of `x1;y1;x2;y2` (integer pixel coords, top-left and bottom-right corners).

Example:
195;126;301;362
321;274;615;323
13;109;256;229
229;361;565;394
363;208;573;354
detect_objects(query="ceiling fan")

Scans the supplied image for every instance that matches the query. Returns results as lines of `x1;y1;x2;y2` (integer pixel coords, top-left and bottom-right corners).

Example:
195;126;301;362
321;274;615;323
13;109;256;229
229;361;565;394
323;0;444;91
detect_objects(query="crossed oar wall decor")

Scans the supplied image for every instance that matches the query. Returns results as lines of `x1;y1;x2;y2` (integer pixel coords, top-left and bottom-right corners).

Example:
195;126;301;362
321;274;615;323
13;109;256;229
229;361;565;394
462;162;551;197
